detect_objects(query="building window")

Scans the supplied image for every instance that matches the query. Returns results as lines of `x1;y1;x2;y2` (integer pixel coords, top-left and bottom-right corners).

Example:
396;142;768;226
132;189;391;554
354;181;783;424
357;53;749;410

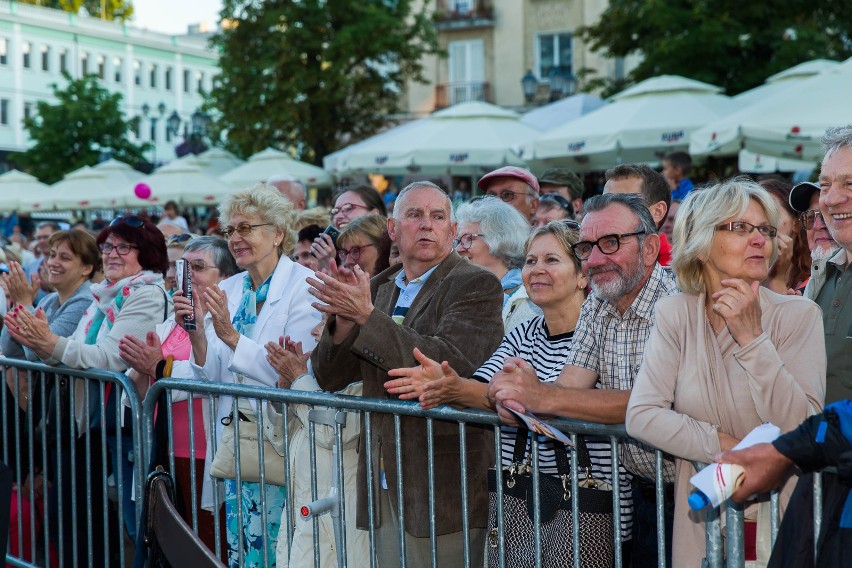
537;32;573;79
196;71;204;93
114;57;122;82
41;45;49;71
22;42;31;68
183;69;191;92
59;49;68;73
134;60;142;86
81;52;89;75
23;102;33;121
451;0;472;13
97;55;105;79
149;64;158;88
165;66;173;91
150;117;157;142
0;99;8;126
0;39;7;66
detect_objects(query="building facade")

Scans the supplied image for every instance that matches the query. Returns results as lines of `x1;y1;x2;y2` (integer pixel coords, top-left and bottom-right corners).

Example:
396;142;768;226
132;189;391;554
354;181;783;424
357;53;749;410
0;0;219;172
404;0;632;116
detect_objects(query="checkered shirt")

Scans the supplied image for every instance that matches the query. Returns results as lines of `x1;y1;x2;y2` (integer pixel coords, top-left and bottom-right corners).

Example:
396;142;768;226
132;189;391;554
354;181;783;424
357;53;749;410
566;264;678;482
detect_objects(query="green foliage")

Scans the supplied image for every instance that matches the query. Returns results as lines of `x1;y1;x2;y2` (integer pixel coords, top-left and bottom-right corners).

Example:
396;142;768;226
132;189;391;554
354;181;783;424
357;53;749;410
17;0;134;22
208;0;440;164
13;74;149;184
578;0;852;96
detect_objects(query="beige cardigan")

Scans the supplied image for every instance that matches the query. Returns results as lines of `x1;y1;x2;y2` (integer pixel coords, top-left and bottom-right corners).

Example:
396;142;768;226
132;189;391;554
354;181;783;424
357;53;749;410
626;288;825;567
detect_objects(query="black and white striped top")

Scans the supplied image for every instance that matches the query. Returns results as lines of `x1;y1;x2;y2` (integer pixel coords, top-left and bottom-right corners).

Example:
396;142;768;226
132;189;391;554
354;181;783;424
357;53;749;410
473;316;634;539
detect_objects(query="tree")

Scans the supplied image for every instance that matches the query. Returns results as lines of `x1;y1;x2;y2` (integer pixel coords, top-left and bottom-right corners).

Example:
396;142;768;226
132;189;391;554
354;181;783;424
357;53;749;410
208;0;440;164
14;74;149;184
18;0;133;22
579;0;852;96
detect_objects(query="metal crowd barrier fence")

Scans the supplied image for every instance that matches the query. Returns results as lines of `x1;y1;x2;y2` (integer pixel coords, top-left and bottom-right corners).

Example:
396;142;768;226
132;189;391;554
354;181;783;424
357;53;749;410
0;357;143;568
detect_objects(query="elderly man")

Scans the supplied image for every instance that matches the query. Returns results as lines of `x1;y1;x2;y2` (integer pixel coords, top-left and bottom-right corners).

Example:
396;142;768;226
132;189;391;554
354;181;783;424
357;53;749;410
268;174;307;210
477;166;539;222
488;192;677;567
538;167;584;219
789;180;841;262
309;181;503;567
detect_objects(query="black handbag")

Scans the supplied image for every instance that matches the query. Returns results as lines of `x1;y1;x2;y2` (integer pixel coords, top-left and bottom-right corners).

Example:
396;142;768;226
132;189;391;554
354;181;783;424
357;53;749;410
486;428;615;568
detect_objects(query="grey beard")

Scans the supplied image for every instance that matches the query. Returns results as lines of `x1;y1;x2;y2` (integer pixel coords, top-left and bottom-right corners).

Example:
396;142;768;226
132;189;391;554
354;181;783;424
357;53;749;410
811;245;841;261
589;264;646;304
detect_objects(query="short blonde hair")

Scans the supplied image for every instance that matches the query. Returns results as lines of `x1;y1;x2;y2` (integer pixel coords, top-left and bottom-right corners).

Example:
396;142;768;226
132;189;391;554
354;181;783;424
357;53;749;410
219;183;296;254
672;177;780;295
294;207;331;231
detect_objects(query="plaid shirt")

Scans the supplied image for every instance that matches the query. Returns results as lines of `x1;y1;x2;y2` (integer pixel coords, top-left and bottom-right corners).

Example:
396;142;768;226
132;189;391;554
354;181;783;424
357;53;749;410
567;264;678;482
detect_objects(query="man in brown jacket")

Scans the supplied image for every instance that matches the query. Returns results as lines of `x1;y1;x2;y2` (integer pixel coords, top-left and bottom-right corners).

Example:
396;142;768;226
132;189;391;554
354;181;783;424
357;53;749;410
309;181;504;567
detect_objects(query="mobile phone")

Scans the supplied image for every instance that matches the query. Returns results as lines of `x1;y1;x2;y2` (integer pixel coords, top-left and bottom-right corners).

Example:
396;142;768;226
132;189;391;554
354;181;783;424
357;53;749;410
322;225;341;247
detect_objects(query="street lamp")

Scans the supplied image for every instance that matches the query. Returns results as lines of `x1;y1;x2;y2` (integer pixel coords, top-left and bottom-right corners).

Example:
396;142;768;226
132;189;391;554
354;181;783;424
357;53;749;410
521;69;538;103
166;111;182;137
190;109;211;136
548;67;567;101
141;102;150;117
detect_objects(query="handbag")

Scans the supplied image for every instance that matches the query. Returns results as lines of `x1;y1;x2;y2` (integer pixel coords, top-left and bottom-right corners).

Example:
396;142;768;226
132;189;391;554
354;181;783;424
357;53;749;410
210;402;287;486
486;429;614;568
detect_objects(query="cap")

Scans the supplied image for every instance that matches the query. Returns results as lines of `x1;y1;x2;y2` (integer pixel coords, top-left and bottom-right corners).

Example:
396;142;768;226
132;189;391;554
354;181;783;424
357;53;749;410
477;166;540;194
538;168;584;200
789;181;819;213
687;490;711;511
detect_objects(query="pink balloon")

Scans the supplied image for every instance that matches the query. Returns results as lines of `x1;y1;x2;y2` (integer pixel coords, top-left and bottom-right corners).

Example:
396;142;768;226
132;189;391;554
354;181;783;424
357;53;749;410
134;183;151;200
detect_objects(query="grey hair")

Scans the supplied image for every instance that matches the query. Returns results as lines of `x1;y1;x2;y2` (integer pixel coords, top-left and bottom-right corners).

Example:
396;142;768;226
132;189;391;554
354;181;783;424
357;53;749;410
583;193;658;236
393;181;455;222
821;124;852;160
456;196;529;269
672;177;780;295
219;183;297;254
184;236;240;278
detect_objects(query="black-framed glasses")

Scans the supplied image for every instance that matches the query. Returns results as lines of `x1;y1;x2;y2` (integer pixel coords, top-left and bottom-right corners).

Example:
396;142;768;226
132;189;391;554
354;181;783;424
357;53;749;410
99;242;138;256
337;244;375;262
571;231;646;261
221;223;273;239
166;233;196;246
487;189;535;203
715;221;778;238
454;233;486;251
330;203;370;217
110;215;145;228
540;193;573;212
799;209;824;230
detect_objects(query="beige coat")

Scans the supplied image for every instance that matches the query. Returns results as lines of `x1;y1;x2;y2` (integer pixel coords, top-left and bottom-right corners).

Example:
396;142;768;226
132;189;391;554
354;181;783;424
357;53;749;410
627;288;825;567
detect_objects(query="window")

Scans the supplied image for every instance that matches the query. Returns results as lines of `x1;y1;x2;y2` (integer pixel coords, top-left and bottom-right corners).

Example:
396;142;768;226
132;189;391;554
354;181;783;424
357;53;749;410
537;32;573;79
41;45;49;71
114;57;122;82
196;71;204;93
97;55;105;79
149;63;157;88
59;49;68;72
165;66;172;91
183;69;190;92
447;39;485;105
81;52;89;75
134;60;141;86
451;0;472;13
0;99;8;126
22;42;31;68
150;117;157;142
0;38;7;65
23;102;33;121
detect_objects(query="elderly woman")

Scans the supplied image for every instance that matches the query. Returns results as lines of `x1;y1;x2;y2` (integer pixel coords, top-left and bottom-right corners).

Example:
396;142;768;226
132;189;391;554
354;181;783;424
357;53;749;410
311;185;387;271
5;216;171;566
758;178;811;293
455;196;539;331
119;236;238;553
626;178;825;566
335;214;392;275
176;184;320;568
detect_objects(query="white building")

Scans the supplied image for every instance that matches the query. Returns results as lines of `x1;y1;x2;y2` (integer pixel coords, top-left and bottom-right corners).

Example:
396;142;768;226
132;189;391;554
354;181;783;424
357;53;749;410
0;0;219;171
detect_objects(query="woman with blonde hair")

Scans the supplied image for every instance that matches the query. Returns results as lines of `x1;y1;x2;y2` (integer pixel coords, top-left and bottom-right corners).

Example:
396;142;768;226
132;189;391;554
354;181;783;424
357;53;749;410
335;214;391;275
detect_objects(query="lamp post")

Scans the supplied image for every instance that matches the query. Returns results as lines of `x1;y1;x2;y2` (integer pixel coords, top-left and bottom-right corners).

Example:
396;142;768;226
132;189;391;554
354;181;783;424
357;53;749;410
521;69;538;104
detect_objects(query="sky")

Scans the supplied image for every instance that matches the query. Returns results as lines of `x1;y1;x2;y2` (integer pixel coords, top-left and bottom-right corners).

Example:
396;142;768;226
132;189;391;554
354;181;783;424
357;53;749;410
130;0;223;35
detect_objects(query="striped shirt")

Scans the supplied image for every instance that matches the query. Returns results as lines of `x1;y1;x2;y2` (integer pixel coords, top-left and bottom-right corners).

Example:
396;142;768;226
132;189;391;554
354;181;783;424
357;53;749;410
473;316;634;539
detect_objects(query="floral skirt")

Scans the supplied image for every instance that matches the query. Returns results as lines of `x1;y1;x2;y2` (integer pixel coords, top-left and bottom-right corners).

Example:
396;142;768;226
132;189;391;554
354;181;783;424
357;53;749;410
224;479;287;568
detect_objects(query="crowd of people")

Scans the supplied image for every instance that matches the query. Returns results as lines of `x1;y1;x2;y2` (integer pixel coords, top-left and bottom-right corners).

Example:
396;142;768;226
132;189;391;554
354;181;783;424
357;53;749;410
0;124;849;568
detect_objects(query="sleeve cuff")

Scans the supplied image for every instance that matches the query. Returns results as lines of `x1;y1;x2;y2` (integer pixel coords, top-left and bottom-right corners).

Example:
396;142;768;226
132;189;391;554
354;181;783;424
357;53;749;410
291;373;321;391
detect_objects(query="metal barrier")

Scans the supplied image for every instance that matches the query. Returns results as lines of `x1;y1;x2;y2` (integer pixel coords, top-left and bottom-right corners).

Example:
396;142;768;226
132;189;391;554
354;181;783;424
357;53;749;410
0;357;143;568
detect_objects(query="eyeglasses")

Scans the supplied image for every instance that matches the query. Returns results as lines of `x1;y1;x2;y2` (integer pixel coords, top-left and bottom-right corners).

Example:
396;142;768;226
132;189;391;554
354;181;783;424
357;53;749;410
571;231;646;261
330;203;370;217
110;215;145;228
799;209;824;230
99;242;138;256
166;233;196;246
715;221;778;238
540;193;573;212
221;223;273;239
184;259;216;272
337;244;375;262
454;233;486;251
487;189;536;203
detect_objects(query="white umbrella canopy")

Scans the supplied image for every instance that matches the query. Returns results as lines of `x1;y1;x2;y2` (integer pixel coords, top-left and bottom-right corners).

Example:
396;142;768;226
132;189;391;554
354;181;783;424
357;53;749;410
737;149;818;174
127;160;236;207
50;166;126;210
0;170;50;212
520;93;606;132
325;101;540;176
191;147;245;178
220;147;333;189
530;76;737;171
93;158;146;186
690;59;841;157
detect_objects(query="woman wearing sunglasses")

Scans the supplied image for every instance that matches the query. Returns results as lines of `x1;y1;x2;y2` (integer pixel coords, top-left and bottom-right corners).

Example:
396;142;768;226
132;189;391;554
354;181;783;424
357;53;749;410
175;184;320;568
5;215;171;566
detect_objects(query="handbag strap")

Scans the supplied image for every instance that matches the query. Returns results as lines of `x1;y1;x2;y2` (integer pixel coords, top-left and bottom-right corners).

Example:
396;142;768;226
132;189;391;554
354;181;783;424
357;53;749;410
510;426;595;477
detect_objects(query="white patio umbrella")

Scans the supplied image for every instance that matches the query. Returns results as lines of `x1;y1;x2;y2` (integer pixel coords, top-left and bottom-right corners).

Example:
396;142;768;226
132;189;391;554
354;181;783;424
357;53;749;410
324;101;540;176
530;76;737;171
93;158;147;186
127;160;236;207
520;93;606;131
0;170;50;212
192;147;245;178
737;149;817;174
220;147;333;189
50;166;126;210
690;59;841;158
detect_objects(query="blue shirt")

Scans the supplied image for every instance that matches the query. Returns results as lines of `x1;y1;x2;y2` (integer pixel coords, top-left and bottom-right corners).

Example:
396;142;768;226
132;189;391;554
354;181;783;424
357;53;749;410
392;264;439;324
671;178;694;201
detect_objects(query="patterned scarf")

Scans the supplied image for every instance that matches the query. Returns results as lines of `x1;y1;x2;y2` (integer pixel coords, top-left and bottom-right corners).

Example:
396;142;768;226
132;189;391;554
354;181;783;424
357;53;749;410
82;271;165;344
231;272;273;338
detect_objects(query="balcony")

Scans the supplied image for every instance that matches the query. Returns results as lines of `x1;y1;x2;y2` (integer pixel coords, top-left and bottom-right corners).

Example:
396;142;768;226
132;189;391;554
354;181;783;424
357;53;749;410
435;0;495;31
435;81;491;109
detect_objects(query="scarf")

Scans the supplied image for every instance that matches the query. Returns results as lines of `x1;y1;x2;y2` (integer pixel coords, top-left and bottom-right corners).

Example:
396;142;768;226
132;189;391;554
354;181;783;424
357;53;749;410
500;268;523;307
231;272;273;338
82;270;165;345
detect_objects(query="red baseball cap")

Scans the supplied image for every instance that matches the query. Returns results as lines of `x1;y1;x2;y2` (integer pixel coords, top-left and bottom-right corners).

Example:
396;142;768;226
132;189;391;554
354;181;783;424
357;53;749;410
477;166;541;194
